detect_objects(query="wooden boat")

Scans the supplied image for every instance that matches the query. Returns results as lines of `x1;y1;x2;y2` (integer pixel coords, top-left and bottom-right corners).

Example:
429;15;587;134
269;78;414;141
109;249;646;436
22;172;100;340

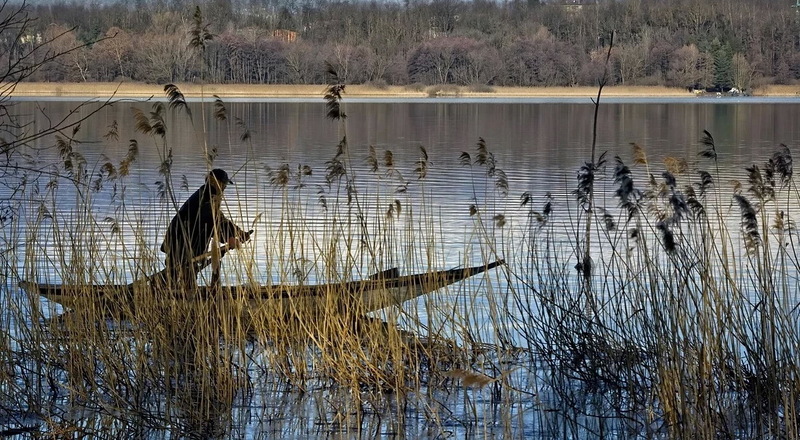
20;260;505;317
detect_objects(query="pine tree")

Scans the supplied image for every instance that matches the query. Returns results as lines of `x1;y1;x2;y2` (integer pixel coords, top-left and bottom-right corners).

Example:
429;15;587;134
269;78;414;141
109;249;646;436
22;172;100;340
712;39;733;91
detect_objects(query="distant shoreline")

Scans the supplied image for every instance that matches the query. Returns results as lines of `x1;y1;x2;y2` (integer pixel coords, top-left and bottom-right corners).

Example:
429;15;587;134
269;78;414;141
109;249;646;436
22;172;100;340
6;82;800;100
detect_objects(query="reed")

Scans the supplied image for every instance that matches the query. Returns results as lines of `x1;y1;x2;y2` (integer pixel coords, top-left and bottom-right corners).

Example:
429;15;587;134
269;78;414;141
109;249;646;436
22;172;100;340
0;74;515;437
3;69;800;440
504;132;800;438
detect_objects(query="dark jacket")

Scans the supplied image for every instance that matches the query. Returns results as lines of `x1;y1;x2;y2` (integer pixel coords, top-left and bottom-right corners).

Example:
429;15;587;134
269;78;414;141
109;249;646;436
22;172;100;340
161;181;245;264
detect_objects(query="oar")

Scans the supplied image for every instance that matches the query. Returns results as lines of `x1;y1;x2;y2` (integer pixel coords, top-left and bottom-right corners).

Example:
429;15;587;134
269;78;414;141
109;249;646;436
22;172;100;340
140;229;254;287
209;229;255;288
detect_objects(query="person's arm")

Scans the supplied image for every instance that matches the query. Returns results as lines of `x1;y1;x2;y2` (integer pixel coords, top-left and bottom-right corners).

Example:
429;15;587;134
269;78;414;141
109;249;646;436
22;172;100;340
217;215;251;245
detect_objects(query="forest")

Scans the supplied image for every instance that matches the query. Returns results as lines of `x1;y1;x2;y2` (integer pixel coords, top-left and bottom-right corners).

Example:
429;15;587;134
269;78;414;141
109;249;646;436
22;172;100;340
6;0;800;90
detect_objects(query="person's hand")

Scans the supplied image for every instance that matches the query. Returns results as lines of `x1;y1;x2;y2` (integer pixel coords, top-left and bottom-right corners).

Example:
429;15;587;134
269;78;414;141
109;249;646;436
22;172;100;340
227;229;253;249
238;229;253;243
226;235;241;249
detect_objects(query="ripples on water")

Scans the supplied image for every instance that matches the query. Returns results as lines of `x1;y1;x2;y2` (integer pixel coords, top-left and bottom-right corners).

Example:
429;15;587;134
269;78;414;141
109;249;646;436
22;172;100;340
4;98;800;438
11;99;800;280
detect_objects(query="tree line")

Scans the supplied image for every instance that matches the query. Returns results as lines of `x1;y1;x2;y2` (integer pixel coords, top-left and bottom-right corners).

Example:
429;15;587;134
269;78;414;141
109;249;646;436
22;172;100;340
5;0;800;91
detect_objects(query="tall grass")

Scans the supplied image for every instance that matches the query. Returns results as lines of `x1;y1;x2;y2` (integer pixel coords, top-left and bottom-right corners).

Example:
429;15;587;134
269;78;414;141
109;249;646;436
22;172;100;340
2;76;800;439
507;132;800;438
0;78;516;437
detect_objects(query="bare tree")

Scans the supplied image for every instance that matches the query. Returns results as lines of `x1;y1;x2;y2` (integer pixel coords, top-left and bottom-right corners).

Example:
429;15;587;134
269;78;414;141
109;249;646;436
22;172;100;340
2;0;798;88
137;25;193;83
90;27;135;81
285;40;321;84
459;43;501;85
327;43;373;84
731;53;755;91
1;1;117;230
36;24;89;81
408;36;476;85
615;37;649;85
667;44;703;88
503;28;577;87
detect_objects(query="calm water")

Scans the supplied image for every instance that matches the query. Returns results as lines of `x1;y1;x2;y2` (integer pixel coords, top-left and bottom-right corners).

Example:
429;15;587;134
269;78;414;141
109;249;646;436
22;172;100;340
9;98;800;282
6;96;799;341
4;97;800;438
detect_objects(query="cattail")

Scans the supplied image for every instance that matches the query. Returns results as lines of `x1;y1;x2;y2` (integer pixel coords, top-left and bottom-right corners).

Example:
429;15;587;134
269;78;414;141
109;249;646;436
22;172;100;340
415;146;429;179
188;6;213;53
475;138;488;165
149;103;166;138
485;152;497;177
574;161;595;208
132;108;152;135
316;185;328;211
100;161;117;181
103;216;120;235
158;149;172;177
613;157;641;218
575;255;592;278
746;164;774;202
543;194;553;217
383;150;394;170
207;146;218;164
664;156;687;174
687;197;706;218
601;210;615;231
494;169;508;196
270;164;291;187
773;210;785;232
235;118;251;142
520;191;532;207
118;139;138;177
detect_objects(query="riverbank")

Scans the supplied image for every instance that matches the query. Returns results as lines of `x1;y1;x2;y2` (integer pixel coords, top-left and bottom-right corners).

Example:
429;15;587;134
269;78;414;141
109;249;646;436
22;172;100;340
7;82;800;100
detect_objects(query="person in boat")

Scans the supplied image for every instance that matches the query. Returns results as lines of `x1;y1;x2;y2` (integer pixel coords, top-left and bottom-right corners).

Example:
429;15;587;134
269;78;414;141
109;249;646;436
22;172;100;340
161;168;250;288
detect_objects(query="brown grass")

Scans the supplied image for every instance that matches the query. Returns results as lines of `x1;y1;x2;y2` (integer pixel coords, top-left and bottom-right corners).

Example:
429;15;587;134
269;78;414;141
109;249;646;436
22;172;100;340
6;82;772;99
5;78;800;438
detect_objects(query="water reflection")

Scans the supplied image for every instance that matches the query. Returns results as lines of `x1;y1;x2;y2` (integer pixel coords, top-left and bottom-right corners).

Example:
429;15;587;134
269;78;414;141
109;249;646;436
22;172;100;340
8;100;800;282
4;99;800;438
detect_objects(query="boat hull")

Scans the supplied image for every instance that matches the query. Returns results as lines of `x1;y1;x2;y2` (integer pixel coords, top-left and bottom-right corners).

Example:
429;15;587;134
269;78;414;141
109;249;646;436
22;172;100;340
20;260;505;317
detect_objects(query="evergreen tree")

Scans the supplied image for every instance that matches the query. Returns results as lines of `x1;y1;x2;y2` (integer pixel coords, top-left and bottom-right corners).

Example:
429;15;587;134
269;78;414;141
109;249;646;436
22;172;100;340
712;39;733;90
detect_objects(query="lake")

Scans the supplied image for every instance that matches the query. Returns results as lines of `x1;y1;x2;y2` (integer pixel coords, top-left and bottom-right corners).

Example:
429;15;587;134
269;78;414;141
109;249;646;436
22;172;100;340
10;97;800;290
3;96;800;438
12;97;800;276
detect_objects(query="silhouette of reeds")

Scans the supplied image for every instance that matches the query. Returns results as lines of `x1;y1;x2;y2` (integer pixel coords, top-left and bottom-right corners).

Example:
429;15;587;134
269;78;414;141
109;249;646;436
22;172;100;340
4;43;800;439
